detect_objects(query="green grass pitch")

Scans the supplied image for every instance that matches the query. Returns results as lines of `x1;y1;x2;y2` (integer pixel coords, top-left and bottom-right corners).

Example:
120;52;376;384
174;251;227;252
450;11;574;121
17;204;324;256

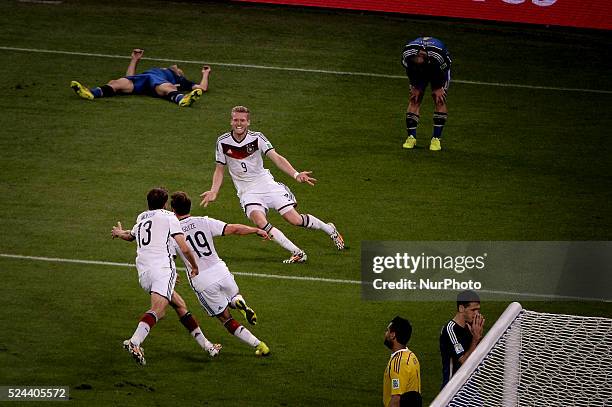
0;0;611;405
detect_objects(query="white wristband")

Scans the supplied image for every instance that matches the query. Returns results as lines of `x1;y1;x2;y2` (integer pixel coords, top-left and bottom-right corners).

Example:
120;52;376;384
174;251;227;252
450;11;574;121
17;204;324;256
293;171;300;180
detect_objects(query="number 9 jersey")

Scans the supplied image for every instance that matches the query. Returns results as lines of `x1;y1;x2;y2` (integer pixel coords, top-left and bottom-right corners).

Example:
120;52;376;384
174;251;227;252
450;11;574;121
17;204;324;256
215;130;276;195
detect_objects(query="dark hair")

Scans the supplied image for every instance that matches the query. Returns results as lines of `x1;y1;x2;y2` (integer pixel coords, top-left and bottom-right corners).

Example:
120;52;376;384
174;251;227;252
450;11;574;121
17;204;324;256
147;187;168;210
389;316;412;346
457;290;480;310
170;191;192;216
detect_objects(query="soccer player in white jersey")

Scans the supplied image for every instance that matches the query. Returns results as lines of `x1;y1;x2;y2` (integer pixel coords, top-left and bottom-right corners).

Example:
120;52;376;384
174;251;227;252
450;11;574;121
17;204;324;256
111;187;222;365
200;105;345;264
171;191;270;356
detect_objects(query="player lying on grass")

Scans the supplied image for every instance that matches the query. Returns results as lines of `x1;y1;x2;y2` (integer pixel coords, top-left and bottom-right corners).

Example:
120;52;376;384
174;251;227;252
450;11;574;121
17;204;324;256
111;187;222;366
71;48;210;107
200;105;345;264
171;191;270;356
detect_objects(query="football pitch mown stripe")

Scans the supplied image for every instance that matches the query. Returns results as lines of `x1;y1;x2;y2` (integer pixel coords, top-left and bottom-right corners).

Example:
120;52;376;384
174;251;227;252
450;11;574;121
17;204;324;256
1;253;608;301
2;45;611;95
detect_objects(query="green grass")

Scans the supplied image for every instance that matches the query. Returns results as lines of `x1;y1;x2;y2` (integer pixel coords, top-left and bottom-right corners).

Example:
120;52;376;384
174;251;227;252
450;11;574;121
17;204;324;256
0;0;611;405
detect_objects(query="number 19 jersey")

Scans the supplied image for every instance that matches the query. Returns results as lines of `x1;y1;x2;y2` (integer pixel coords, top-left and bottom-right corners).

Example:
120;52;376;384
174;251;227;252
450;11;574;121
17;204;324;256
175;216;229;288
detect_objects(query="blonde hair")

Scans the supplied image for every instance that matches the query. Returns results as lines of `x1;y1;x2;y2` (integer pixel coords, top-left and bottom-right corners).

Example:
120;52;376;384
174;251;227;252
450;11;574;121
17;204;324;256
231;105;250;116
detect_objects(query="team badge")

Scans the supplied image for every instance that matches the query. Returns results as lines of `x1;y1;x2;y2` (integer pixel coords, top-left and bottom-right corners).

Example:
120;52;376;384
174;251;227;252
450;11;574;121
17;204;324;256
454;343;464;354
392;378;400;389
246;144;255;154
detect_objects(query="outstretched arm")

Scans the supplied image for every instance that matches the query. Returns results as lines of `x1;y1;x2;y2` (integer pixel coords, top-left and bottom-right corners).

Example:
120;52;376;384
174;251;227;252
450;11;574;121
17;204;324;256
174;234;199;277
200;163;226;206
266;150;317;186
126;48;144;76
224;224;269;239
111;221;136;241
193;66;211;92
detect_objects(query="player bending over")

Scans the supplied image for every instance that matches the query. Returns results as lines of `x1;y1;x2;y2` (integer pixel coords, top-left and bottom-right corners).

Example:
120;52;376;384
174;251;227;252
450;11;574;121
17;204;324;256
111;187;221;366
171;191;270;356
71;48;210;107
401;37;452;151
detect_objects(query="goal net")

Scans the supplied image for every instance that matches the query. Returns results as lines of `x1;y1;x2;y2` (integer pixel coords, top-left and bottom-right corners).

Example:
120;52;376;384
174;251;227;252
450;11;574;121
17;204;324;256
431;302;612;407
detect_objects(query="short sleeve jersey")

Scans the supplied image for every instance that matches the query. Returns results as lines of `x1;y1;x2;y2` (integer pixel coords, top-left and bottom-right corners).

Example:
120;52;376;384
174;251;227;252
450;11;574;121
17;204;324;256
215;130;276;194
175;216;229;287
130;209;182;272
383;348;421;407
401;37;452;73
439;320;472;388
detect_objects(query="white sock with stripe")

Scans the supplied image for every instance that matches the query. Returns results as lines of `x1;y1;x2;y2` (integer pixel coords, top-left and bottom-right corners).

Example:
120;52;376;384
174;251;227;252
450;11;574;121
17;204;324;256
264;224;301;254
191;327;214;350
130;311;158;346
300;214;333;235
130;322;150;347
234;326;260;347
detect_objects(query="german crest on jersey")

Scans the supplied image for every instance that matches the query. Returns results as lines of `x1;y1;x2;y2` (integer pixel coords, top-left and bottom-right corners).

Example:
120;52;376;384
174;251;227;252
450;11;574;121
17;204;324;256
222;139;259;159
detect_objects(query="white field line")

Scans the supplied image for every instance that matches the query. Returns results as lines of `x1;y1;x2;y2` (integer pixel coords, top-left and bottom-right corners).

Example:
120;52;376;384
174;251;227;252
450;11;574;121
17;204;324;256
1;253;608;301
2;46;611;94
0;253;361;285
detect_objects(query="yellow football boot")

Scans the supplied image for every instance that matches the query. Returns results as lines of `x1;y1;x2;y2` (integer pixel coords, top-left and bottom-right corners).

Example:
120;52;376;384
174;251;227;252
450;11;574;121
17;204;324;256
70;81;94;100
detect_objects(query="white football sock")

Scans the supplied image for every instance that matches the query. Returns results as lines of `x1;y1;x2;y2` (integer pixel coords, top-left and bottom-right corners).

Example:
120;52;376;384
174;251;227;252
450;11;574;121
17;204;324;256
187;327;211;349
234;325;260;347
130;322;151;347
301;214;334;235
270;226;301;254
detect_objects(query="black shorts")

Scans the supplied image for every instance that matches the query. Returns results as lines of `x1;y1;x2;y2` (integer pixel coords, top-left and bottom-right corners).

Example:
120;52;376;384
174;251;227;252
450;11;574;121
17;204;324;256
406;64;451;91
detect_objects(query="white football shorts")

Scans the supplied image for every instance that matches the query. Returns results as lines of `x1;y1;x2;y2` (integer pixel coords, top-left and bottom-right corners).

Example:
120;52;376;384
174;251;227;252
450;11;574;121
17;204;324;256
190;273;240;316
240;182;297;218
137;266;177;301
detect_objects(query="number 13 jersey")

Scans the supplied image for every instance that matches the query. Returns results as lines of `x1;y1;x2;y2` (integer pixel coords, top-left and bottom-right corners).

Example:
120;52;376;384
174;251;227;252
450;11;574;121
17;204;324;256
130;209;182;273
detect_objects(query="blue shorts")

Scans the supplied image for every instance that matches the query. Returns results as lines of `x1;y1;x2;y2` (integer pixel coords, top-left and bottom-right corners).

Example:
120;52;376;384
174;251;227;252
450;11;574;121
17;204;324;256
125;68;179;96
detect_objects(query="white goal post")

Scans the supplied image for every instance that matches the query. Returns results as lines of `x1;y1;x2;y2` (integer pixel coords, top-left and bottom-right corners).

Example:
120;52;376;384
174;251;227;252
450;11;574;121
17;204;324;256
430;302;612;407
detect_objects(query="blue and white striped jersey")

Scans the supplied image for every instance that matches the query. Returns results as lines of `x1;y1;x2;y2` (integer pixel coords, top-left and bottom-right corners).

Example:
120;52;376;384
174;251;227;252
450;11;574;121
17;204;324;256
402;37;452;72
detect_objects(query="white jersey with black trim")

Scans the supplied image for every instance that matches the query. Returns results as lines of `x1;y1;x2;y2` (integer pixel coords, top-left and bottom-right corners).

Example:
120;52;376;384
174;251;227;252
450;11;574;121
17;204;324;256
174;215;230;287
129;209;182;272
215;130;276;195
